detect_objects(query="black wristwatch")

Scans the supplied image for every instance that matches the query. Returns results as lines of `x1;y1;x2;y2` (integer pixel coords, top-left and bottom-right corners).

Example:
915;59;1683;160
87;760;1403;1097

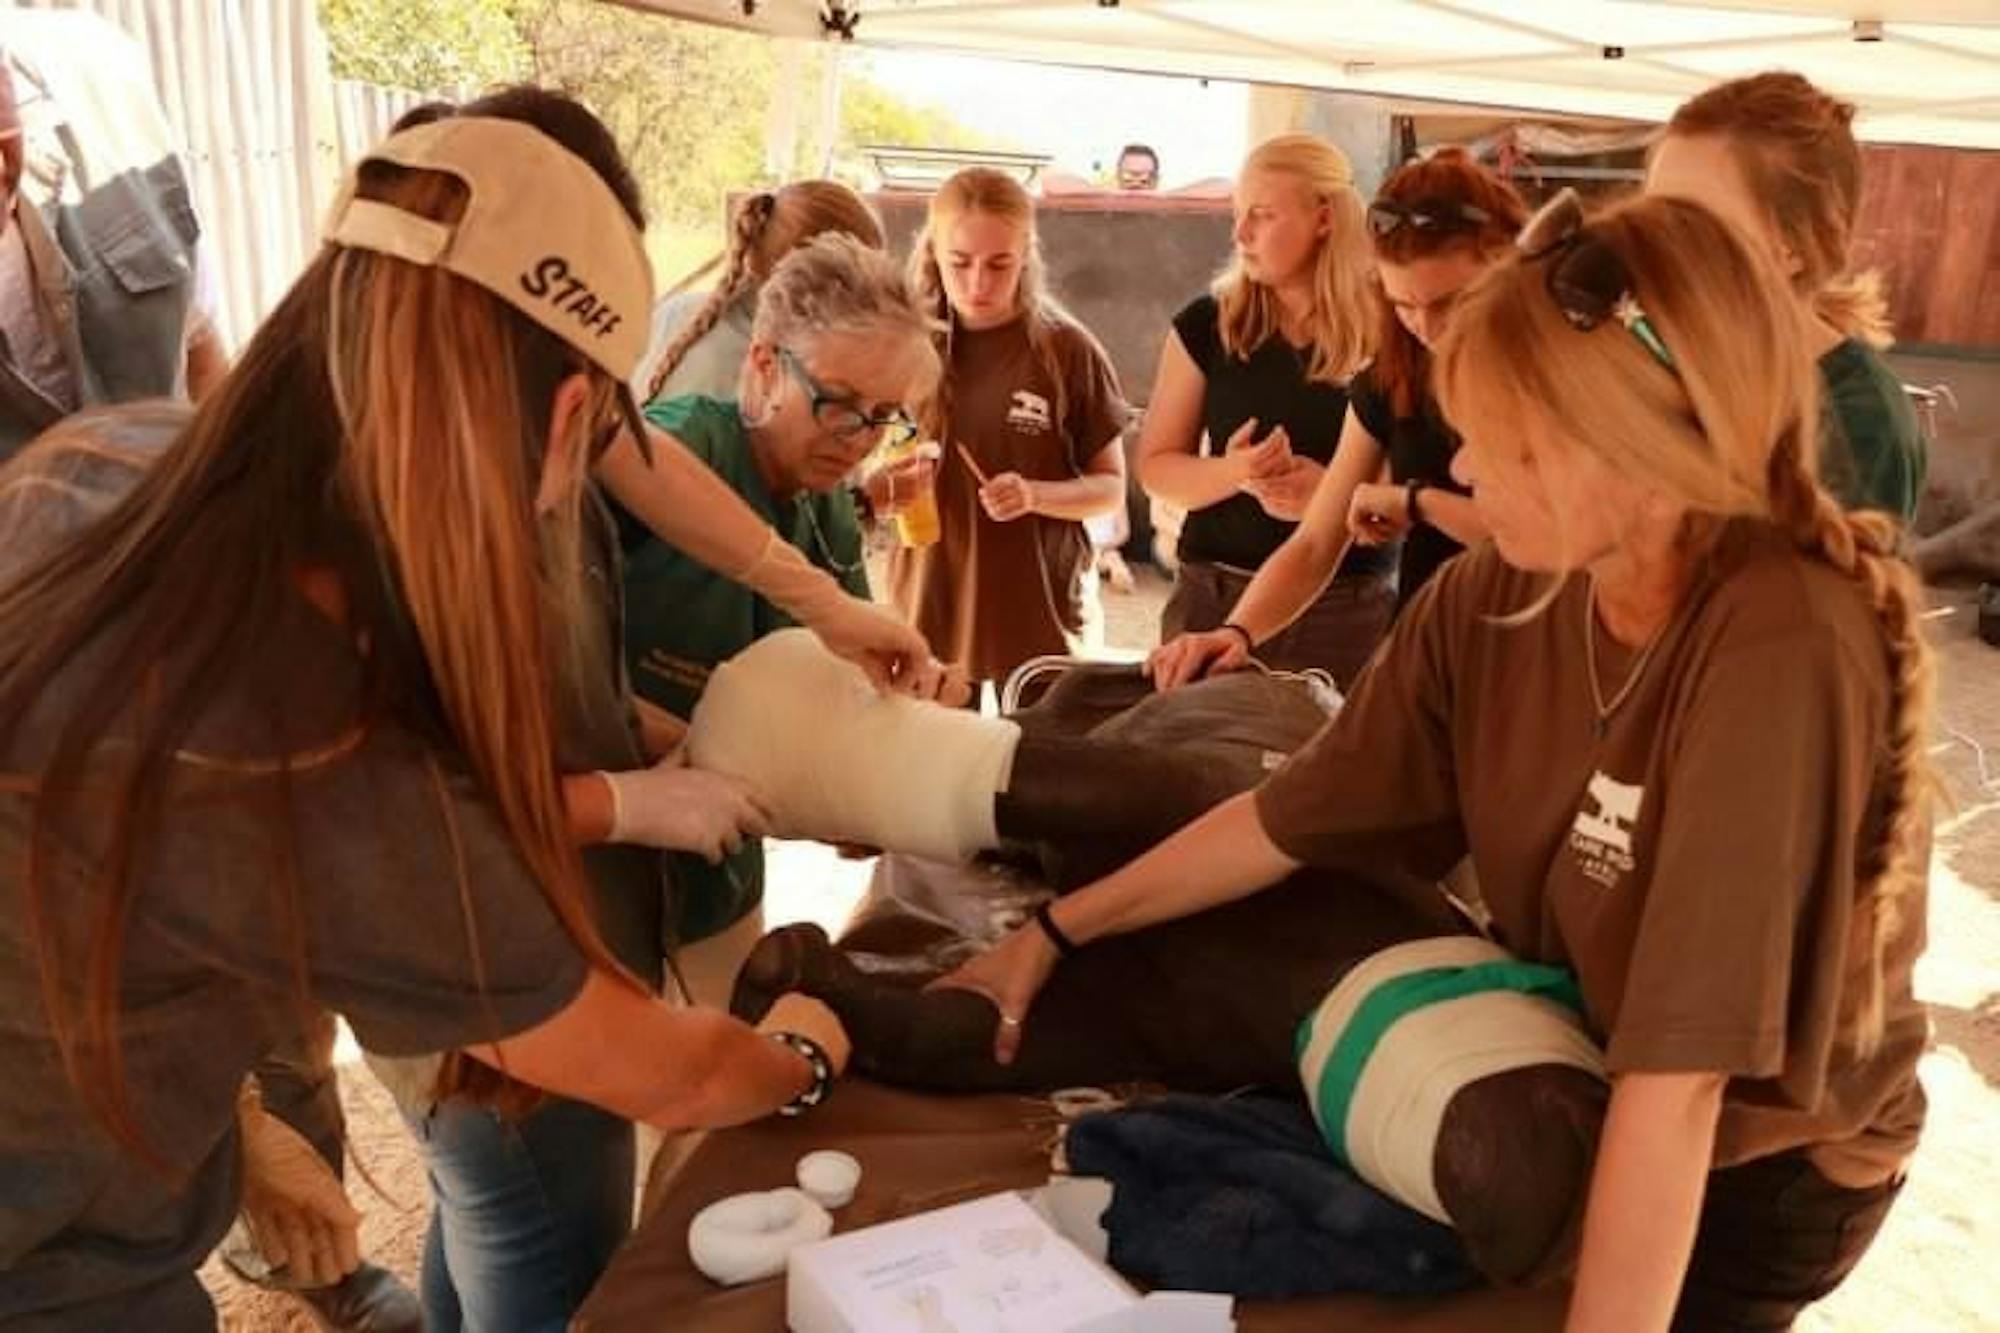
1405;478;1427;527
768;1030;833;1116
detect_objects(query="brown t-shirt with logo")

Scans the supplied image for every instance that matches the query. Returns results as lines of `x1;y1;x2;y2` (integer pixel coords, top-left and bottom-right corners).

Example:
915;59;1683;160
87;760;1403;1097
889;313;1127;682
1256;525;1927;1187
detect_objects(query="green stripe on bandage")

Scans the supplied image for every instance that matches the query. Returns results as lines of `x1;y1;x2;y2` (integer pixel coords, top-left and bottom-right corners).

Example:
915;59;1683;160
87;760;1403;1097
1303;960;1584;1167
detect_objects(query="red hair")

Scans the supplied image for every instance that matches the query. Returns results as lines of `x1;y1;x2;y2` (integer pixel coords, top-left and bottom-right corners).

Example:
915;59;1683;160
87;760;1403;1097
1369;148;1526;417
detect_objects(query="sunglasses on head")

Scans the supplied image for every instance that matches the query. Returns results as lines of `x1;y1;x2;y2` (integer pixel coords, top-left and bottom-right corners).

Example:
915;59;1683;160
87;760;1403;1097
1517;188;1676;372
1366;197;1493;239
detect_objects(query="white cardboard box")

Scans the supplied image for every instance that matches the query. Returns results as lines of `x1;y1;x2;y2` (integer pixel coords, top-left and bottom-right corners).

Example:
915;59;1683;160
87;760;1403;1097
786;1191;1138;1333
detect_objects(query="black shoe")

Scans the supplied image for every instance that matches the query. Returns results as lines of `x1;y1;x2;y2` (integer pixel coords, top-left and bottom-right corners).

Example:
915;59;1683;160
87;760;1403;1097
290;1262;423;1333
1978;582;1999;648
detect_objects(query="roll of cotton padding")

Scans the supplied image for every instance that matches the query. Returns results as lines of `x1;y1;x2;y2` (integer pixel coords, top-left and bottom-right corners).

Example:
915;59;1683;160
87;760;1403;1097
688;629;1021;862
795;1150;861;1209
1296;936;1606;1225
686;1187;833;1286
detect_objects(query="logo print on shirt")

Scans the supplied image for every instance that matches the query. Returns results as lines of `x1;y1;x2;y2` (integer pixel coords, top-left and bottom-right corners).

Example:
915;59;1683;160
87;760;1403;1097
1006;389;1052;434
1568;771;1642;889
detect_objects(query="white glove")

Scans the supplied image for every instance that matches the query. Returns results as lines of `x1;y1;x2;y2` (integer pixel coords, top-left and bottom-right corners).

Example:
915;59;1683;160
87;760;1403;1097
736;533;943;697
601;751;772;862
237;1087;361;1289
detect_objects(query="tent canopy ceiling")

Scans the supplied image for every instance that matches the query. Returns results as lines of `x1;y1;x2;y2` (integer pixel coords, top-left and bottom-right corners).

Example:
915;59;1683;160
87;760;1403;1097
619;1;2000;149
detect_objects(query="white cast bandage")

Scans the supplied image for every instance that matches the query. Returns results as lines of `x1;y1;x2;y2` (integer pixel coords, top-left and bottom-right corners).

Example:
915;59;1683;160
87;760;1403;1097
1296;936;1606;1224
687;629;1019;862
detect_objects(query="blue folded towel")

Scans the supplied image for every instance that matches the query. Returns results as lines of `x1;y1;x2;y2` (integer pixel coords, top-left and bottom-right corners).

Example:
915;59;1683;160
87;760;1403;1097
1063;1092;1476;1300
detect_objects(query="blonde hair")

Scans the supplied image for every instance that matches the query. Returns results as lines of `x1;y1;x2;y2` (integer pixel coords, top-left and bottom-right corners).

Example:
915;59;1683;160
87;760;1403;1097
1435;194;1932;1056
1440;195;1936;1048
751;232;940;399
1213;134;1375;384
650;180;885;401
1666;72;1891;347
907;167;1085;441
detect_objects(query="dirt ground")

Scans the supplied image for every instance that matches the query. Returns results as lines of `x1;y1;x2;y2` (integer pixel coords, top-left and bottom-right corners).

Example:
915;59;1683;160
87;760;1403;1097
206;566;2000;1331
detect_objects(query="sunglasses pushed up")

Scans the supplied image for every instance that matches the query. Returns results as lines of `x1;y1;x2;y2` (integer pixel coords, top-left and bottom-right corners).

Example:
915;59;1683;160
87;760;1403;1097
1516;188;1677;373
1366;197;1493;239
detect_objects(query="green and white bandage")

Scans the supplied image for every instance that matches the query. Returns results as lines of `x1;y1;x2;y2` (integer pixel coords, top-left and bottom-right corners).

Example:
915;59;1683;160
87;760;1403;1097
1295;937;1605;1224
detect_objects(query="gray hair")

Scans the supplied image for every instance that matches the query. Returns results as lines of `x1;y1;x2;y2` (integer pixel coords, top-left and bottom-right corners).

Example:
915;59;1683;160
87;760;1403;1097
752;233;940;394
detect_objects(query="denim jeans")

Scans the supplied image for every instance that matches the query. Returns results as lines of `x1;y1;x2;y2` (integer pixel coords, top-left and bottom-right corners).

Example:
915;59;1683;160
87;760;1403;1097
406;1094;635;1333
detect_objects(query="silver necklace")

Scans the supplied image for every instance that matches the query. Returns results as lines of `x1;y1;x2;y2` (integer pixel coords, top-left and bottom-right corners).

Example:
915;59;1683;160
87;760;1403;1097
794;495;866;581
1583;578;1670;739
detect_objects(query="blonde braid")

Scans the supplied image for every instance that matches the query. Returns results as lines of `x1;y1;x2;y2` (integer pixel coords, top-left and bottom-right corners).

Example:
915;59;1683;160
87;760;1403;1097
1765;426;1936;1055
646;191;776;403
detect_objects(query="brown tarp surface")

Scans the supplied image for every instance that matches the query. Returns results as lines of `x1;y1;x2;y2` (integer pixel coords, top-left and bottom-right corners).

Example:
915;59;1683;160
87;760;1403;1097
574;1078;1567;1332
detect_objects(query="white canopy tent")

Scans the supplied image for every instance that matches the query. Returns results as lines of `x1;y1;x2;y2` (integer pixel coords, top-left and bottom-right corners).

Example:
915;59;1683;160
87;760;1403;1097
616;0;2000;150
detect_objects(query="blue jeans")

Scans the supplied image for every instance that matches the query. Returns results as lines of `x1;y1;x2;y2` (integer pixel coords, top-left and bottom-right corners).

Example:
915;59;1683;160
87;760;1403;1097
407;1095;635;1333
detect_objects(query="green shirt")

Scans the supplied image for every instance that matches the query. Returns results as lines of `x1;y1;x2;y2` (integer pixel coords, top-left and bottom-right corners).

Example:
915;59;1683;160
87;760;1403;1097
1818;339;1926;523
620;394;870;941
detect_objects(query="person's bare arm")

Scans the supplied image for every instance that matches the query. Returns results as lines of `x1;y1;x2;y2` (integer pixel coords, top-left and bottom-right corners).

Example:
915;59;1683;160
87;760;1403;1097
935;791;1302;1064
473;974;849;1133
1413;487;1486;547
983;438;1126;522
1148;411;1382;689
1134;332;1283;511
596;426;783;581
1230;410;1382;641
597;426;938;693
1565;1071;1726;1333
184;311;229;401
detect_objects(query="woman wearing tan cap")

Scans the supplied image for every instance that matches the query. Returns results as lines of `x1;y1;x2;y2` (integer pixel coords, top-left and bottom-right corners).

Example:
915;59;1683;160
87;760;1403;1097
0;89;874;1331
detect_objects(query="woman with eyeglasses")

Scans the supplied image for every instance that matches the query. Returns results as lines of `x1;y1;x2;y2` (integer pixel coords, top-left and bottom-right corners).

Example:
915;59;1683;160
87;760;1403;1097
1137;134;1389;690
892;167;1129;697
608;233;938;1003
1149;148;1525;690
937;191;1933;1330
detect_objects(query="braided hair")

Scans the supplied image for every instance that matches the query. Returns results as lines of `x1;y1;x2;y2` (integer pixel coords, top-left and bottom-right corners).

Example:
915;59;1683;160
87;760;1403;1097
648;181;883;403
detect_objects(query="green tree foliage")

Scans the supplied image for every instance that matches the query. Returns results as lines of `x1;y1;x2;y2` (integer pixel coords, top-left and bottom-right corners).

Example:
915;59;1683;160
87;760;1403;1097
319;2;996;244
517;1;771;231
320;0;528;91
839;64;991;160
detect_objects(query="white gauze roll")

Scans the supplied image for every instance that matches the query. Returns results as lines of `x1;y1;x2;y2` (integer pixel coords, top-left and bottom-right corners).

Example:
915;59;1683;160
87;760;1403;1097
686;1187;833;1285
687;629;1021;862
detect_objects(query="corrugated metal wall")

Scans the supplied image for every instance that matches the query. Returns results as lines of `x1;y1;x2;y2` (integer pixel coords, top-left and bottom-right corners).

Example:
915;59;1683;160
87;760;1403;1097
332;79;456;171
7;0;450;351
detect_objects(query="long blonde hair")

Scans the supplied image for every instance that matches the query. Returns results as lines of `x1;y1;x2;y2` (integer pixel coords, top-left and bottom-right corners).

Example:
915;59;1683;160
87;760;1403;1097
650;180;885;401
1213;133;1375;385
907;167;1087;444
0;95;637;1156
1436;194;1933;1056
1666;72;1891;347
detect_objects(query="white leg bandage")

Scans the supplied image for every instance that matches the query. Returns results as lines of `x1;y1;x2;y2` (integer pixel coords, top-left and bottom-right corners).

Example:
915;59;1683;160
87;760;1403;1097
687;629;1021;862
1296;937;1606;1225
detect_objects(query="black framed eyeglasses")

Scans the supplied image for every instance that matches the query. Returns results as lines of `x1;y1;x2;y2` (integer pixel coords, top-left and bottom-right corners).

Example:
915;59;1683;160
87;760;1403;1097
778;347;918;447
1366;197;1493;239
1517;188;1676;372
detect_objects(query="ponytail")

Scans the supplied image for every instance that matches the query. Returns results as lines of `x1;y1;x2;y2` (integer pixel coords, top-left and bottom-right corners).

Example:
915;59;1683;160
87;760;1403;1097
648;191;776;403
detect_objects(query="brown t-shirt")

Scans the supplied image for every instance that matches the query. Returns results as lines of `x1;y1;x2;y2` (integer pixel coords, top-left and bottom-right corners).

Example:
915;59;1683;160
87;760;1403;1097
1256;526;1927;1187
889;313;1127;682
